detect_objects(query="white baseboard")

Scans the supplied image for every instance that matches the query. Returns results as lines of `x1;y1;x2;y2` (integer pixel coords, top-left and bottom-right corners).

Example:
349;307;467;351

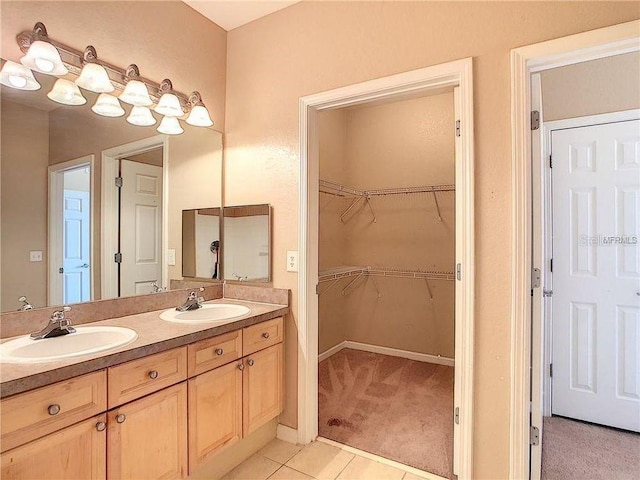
276;424;299;444
318;340;454;367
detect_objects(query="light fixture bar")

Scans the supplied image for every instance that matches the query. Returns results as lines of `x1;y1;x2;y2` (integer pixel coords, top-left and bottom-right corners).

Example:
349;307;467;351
16;22;189;105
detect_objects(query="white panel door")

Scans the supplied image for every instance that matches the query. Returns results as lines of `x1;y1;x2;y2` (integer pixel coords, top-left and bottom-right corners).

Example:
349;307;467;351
120;160;163;296
551;119;640;432
62;189;91;304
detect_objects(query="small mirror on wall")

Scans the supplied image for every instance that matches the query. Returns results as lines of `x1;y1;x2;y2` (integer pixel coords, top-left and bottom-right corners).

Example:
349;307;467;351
223;204;271;282
182;208;222;280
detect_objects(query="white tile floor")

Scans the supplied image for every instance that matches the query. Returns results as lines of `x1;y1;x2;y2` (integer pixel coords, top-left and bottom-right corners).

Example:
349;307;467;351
222;439;435;480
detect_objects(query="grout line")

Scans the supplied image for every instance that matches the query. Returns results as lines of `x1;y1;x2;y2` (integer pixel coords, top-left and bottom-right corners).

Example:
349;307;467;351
333;452;356;480
265;464;285;480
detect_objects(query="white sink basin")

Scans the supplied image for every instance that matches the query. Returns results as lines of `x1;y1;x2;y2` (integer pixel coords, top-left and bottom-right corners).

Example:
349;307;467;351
159;303;251;324
0;326;138;363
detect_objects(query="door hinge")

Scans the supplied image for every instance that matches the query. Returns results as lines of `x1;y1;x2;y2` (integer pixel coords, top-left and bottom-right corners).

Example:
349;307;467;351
550;258;553;273
454;407;460;425
549;363;553;378
543;289;553;298
114;252;123;263
456;263;462;281
115;176;123;188
531;111;540;130
315;284;319;295
549;155;553;168
58;267;64;274
532;268;541;288
530;425;540;445
455;120;461;137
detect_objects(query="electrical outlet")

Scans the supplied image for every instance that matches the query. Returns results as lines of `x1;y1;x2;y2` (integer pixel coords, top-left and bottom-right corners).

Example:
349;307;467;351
167;249;176;266
286;250;299;272
30;251;43;262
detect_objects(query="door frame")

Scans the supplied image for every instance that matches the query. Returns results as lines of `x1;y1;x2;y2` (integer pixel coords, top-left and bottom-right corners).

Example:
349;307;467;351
48;155;95;305
101;136;168;299
509;20;640;480
297;57;475;478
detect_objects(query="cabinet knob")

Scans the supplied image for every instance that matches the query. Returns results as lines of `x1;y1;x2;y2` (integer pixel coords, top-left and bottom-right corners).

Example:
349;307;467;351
116;413;126;424
247;359;255;367
262;332;270;339
215;348;224;356
148;370;159;379
237;363;244;371
48;404;61;416
96;421;107;432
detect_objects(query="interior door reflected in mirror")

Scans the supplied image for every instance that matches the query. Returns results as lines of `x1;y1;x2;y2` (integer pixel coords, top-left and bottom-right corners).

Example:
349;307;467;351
223;204;271;282
182;208;221;280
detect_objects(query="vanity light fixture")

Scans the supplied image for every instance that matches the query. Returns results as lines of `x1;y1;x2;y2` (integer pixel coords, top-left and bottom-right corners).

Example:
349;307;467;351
92;93;125;117
119;65;153;106
0;60;41;90
19;23;67;75
186;91;214;127
157;116;184;135
75;46;114;93
154;79;184;117
47;78;86;105
126;106;157;126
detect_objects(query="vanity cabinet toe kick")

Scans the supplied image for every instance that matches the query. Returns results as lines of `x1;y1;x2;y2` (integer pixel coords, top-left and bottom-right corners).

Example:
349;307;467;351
0;316;285;480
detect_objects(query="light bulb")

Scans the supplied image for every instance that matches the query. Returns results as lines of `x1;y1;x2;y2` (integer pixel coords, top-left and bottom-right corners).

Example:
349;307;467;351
92;94;125;117
119;79;152;106
47;78;86;105
126;106;156;126
0;61;41;90
20;40;68;75
157;116;184;135
76;63;114;93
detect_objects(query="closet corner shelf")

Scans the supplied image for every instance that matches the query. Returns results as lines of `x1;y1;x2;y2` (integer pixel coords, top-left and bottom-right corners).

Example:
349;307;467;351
319;266;454;282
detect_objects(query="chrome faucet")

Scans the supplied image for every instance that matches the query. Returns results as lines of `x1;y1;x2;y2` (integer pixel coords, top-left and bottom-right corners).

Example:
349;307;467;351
18;296;33;311
176;287;204;312
151;281;165;293
30;306;75;340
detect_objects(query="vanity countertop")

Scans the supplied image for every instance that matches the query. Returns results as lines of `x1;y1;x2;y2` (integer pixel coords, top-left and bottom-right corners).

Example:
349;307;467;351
0;298;288;398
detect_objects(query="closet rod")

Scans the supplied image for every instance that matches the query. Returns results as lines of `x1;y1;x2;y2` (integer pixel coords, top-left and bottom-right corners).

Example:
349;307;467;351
318;266;455;283
319;179;455;197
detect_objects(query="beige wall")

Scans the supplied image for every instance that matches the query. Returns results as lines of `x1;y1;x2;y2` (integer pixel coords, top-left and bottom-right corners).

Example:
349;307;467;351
224;2;640;477
318;93;455;358
541;51;640;121
0;101;49;311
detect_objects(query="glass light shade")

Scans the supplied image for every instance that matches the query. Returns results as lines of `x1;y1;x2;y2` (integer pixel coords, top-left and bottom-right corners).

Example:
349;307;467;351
126;106;156;126
0;61;41;90
186;105;213;127
20;40;68;75
92;94;125;117
47;78;86;105
76;63;114;93
154;92;183;117
157;116;184;135
119;79;152;106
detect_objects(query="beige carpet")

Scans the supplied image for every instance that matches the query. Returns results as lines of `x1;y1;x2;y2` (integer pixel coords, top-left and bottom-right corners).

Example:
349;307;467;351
318;348;454;479
542;416;640;480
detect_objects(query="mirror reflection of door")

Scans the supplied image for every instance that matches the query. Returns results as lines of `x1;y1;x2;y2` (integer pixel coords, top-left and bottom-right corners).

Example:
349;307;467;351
49;157;93;306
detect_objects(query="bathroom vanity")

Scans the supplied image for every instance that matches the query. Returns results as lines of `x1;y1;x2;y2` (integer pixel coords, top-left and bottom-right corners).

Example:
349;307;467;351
0;292;288;480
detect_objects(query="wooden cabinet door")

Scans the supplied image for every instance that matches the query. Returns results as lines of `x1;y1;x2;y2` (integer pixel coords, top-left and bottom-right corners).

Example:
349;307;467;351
1;414;107;480
108;383;187;480
188;361;242;469
243;343;284;436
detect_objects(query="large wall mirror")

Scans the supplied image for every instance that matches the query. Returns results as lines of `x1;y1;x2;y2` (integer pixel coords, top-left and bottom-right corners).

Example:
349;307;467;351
1;14;222;313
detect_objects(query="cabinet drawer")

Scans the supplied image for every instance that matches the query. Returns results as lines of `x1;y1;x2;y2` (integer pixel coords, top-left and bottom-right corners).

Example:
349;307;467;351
188;330;242;377
108;347;187;408
243;317;283;356
0;370;106;453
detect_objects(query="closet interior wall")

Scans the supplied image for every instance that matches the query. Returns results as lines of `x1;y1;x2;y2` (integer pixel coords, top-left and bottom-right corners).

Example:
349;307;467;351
319;92;455;358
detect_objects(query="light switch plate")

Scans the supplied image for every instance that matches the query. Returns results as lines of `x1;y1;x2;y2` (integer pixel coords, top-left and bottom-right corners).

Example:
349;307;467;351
30;250;43;262
286;250;299;272
167;249;176;266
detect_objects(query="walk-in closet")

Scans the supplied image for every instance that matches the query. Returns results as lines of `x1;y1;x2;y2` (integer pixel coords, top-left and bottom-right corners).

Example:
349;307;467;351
317;91;456;479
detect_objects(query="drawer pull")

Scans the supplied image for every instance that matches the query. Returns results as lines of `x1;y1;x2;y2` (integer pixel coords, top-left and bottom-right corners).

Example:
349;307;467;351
96;421;107;432
47;404;61;416
237;363;244;371
262;332;270;339
116;414;126;424
148;370;159;379
247;359;255;367
215;348;224;356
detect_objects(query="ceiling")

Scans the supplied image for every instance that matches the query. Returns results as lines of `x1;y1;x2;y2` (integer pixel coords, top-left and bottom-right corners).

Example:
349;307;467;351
183;1;300;31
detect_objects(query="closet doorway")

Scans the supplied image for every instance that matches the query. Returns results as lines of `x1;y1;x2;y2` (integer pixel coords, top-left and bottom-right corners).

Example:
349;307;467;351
298;59;475;480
